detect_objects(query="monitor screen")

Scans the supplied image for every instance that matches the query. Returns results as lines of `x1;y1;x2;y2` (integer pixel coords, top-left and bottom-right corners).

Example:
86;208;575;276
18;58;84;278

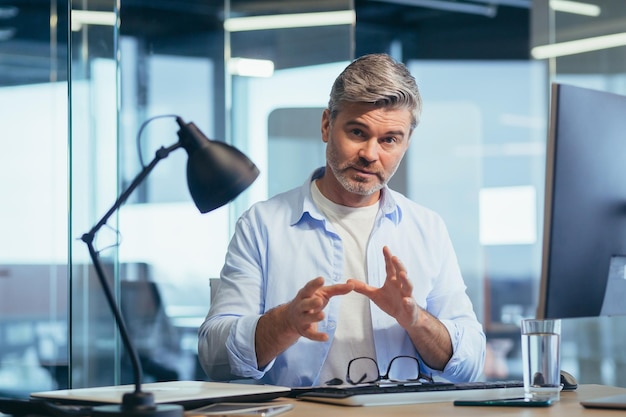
537;83;626;319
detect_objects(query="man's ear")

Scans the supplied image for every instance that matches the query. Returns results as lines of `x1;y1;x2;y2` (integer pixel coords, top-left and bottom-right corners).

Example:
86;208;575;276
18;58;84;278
321;109;330;143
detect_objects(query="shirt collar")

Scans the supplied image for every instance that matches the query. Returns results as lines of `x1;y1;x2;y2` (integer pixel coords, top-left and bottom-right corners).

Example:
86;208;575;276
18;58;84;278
292;167;402;226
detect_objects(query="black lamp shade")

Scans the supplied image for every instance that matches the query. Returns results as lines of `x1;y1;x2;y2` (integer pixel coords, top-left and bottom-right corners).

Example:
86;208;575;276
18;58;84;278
177;118;259;213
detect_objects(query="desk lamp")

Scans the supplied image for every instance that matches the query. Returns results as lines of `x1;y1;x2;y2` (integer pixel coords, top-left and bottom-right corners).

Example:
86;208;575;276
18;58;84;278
81;116;259;417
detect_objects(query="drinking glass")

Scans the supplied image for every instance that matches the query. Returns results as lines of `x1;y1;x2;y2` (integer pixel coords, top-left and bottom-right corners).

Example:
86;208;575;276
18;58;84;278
521;318;561;401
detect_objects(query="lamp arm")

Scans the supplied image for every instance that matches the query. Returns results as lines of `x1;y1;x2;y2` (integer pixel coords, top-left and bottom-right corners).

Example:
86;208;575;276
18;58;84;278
85;141;183;238
80;141;183;394
84;240;143;393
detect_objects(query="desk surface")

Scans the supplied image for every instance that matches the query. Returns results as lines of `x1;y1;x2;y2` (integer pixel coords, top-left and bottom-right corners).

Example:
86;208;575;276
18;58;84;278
273;384;626;416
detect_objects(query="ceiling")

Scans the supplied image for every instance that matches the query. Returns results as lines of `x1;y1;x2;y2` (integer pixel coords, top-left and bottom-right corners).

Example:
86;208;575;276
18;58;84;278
356;0;530;59
0;0;531;87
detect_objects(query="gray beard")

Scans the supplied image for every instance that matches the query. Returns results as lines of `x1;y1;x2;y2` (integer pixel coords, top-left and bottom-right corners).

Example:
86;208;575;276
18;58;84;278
326;146;400;196
330;164;385;196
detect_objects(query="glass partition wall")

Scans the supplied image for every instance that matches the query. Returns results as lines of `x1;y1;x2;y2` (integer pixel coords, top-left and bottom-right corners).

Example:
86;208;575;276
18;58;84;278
0;1;70;396
68;0;222;388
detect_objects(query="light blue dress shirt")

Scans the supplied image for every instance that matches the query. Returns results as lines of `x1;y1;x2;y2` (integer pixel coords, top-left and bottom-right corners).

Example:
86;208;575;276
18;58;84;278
198;168;486;387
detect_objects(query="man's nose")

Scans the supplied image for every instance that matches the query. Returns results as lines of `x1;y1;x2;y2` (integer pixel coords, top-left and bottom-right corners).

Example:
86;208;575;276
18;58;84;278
358;139;378;162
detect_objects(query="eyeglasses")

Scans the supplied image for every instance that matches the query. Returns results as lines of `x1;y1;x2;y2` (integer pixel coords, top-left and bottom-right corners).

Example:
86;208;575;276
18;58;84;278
345;355;434;385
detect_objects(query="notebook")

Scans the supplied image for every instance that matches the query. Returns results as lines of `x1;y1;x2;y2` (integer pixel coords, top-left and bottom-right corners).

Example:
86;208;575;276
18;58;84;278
30;381;291;409
581;394;626;410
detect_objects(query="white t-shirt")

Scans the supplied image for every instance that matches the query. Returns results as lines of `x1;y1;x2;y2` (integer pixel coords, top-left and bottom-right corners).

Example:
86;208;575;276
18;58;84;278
311;181;378;385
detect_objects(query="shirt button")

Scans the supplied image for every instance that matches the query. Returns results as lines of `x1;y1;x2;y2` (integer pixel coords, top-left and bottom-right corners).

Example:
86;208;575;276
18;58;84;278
327;321;336;330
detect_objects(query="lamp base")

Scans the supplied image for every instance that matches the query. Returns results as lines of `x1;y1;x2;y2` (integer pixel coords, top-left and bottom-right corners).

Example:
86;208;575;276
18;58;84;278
92;404;183;417
91;391;184;417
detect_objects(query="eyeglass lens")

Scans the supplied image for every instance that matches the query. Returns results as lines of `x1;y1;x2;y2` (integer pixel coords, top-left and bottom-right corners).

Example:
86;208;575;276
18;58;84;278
347;357;379;384
385;355;421;381
347;356;425;385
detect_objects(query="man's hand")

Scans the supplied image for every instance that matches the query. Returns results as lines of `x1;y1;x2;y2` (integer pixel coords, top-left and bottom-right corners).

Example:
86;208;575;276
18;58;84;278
348;246;453;371
285;276;355;341
255;277;354;367
347;246;419;328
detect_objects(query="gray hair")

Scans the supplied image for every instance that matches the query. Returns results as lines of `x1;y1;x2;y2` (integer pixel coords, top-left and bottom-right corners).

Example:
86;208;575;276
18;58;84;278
327;53;422;131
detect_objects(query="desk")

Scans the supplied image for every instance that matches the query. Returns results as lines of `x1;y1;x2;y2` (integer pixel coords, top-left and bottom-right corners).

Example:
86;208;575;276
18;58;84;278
275;385;626;416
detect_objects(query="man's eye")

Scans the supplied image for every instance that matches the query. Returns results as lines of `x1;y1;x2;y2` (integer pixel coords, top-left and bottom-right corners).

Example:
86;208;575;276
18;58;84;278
351;129;363;136
382;137;396;144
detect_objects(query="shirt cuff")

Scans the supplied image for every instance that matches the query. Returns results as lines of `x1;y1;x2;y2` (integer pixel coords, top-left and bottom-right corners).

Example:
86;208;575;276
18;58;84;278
225;314;275;379
438;318;485;382
439;318;463;374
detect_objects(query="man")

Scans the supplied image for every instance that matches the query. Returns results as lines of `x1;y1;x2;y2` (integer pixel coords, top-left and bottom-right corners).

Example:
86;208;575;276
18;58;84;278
198;53;485;387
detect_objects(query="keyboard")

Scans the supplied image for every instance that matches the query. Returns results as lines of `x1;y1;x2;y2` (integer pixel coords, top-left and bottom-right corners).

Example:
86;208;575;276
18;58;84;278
293;380;525;406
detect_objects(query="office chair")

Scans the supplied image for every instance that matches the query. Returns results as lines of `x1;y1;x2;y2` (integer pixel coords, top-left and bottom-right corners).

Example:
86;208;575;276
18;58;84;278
120;280;181;383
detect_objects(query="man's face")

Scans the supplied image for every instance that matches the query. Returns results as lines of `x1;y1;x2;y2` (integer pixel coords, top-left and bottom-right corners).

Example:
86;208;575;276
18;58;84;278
320;101;412;206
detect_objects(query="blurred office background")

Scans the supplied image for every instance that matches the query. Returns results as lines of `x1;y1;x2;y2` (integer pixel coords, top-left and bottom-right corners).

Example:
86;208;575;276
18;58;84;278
1;0;626;395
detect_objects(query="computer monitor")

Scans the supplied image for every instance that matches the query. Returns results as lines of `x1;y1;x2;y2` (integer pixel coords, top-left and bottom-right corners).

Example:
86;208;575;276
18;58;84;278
537;83;626;319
